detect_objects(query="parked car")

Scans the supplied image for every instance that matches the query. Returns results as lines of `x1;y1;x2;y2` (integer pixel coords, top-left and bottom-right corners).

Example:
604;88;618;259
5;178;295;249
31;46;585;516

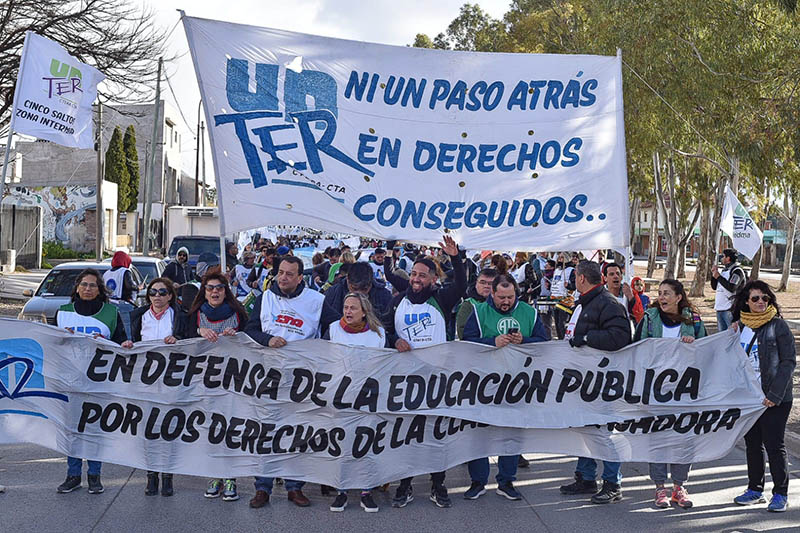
103;255;166;284
18;261;146;325
167;235;222;275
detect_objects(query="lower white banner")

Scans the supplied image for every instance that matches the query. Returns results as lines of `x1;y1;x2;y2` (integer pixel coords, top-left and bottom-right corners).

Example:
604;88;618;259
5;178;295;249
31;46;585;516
0;319;764;488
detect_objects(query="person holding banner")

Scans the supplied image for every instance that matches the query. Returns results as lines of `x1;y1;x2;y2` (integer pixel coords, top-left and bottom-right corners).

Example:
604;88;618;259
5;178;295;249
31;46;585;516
121;277;186;497
633;279;706;509
461;273;549;501
730;281;795;512
55;269;127;495
244;255;324;509
321;262;392;337
560;260;631;504
383;235;466;510
711;248;747;332
455;268;497;340
186;272;248;502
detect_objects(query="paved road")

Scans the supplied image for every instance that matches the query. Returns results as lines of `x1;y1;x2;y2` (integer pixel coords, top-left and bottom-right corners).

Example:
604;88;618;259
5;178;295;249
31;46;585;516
0;269;48;300
0;444;796;533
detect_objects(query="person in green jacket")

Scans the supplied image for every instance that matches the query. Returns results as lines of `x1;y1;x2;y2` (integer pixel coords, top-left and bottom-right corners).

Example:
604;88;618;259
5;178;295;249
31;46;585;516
634;279;706;510
455;268;497;340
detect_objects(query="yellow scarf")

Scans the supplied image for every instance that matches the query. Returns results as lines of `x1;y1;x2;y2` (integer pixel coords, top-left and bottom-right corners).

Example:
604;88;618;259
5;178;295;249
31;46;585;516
739;305;777;330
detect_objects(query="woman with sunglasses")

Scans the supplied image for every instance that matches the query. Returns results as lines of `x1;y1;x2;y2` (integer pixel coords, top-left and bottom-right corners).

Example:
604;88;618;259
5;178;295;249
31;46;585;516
730;280;795;512
186;272;248;502
55;269;127;496
122;277;186;497
323;292;386;512
634;279;706;509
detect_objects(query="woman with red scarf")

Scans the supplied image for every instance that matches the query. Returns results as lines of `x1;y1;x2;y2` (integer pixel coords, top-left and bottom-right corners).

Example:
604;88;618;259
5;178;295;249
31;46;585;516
629;276;650;324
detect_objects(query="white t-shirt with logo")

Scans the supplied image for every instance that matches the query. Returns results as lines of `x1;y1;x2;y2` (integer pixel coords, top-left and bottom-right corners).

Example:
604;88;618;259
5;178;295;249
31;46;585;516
394;297;447;348
329;321;385;348
739;326;761;385
564;304;582;341
259;286;324;342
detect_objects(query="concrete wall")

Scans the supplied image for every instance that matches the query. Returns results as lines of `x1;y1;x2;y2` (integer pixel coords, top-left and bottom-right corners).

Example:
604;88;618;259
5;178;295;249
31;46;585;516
0;205;42;268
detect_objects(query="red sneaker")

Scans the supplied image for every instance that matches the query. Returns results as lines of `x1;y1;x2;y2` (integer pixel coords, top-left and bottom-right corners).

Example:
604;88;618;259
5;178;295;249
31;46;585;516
671;485;693;509
654;487;670;508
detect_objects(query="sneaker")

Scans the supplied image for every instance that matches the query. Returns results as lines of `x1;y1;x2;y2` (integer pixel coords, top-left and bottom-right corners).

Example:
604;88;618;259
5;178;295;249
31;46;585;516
57;475;81;493
222;479;239;501
590;481;622;504
205;479;222;498
767;494;788;512
671;485;693;509
518;455;530;468
430;484;452;508
360;492;379;513
654;487;669;508
559;474;598;495
464;481;487;500
330;492;347;512
392;484;414;508
87;475;104;494
734;489;765;505
496;482;522;501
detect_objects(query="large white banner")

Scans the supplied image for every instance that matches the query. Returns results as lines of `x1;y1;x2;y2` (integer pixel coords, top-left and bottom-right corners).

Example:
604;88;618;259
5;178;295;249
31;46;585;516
721;184;763;260
11;32;105;149
0;319;763;488
182;15;630;250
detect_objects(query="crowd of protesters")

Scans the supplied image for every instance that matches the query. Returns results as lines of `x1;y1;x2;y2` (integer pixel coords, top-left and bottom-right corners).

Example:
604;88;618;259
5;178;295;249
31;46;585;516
35;237;794;514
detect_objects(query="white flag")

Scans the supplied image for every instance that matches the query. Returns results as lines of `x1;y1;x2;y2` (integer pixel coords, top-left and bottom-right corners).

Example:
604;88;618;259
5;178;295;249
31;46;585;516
10;32;105;149
720;185;763;259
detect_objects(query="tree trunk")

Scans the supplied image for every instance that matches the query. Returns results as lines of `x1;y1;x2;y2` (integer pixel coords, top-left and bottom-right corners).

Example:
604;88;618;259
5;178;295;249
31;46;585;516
664;240;677;279
647;204;659;277
750;245;762;281
778;198;797;291
629;196;640;249
677;243;686;278
690;202;711;297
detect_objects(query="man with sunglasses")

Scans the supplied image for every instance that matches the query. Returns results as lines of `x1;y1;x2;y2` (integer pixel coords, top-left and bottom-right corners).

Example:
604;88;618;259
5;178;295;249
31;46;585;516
165;246;191;285
711;248;747;331
244;255;324;510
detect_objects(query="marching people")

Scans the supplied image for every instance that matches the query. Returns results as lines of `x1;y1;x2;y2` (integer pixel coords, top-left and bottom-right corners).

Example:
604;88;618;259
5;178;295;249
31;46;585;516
629;276;650;324
461;273;549;501
710;248;747;332
323;292;386;512
321;261;392;336
103;250;138;339
634;279;706;509
551;253;576;339
232;251;255;301
164;246;191;285
603;263;633;319
383;235;466;509
121;278;186;497
56;268;127;495
731;281;795;512
186;272;248;502
559;260;632;504
455;268;497;340
246;246;276;293
244;255;324;509
224;241;239;270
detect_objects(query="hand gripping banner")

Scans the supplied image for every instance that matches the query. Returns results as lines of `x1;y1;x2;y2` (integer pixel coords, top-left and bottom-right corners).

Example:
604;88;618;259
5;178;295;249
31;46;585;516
0;320;763;488
181;14;630;250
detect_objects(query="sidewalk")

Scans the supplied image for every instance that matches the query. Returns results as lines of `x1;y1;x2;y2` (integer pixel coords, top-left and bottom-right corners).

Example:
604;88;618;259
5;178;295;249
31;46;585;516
0;443;797;532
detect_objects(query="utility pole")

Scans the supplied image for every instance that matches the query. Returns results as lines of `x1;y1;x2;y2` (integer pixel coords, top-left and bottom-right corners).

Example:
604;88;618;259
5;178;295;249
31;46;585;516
200;120;206;206
143;57;162;255
195;99;202;206
95;102;104;261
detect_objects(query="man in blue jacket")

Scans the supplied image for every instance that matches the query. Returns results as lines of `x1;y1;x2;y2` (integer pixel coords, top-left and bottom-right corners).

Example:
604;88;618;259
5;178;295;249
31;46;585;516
462;273;549;501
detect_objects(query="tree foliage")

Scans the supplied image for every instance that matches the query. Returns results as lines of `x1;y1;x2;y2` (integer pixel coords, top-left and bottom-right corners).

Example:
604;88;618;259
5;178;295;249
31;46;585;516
123;125;139;211
0;0;171;131
104;125;130;212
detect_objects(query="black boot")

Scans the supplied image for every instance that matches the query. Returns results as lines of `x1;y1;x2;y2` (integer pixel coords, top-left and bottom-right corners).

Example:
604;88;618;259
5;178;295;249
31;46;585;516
160;474;173;497
591;481;622;504
145;472;159;496
559;473;598;495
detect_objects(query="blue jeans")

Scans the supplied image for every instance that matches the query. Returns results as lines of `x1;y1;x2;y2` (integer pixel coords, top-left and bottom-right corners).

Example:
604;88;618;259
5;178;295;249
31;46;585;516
254;477;304;494
115;300;134;340
67;457;101;476
716;310;733;332
575;457;622;484
468;455;518;485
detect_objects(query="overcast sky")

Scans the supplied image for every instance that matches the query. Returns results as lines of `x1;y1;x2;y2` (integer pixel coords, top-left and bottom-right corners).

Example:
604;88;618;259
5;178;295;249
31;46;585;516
145;0;511;181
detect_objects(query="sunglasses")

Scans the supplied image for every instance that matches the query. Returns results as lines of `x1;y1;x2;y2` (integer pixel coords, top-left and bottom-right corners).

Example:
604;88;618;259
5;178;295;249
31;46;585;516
749;295;769;303
148;288;169;296
205;283;226;292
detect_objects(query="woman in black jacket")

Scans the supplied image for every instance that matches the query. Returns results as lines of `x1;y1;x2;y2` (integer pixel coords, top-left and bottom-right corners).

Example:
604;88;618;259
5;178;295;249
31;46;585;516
122;277;186;497
730;280;795;512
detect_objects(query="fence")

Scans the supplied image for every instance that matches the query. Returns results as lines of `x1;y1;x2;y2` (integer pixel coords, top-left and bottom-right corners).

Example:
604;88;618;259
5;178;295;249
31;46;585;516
0;204;42;269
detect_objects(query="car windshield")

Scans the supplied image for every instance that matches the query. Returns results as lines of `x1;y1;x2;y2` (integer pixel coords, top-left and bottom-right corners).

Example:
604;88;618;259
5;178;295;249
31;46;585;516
168;239;219;257
36;268;107;297
133;262;159;283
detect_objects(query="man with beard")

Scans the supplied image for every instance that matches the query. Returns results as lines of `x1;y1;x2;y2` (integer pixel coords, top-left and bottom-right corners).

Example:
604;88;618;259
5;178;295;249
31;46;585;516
461;274;549;501
383;234;466;510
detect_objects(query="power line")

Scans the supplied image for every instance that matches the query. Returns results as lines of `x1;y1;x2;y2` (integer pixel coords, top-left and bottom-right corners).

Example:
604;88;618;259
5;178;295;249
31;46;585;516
163;69;196;139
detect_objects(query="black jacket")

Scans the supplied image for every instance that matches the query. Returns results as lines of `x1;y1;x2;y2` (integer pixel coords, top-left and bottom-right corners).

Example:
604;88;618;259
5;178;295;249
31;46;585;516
570;284;632;351
383;252;466;347
320;277;392;334
244;280;307;346
164;260;191;285
738;317;796;405
128;303;187;342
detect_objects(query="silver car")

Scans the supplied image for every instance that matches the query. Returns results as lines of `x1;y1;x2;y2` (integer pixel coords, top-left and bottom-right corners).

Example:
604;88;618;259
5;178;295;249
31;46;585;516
18;262;145;325
103;255;167;284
